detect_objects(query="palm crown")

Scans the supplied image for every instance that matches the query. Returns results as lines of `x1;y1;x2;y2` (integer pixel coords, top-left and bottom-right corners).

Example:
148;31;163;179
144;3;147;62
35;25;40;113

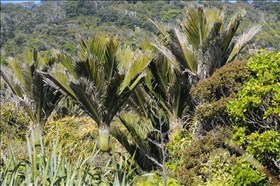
41;35;152;152
152;5;261;83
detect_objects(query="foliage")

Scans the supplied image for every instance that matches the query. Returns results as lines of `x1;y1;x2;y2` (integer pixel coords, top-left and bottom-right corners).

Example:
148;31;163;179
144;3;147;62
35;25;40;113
134;172;181;186
191;60;249;103
228;51;280;132
41;35;154;173
174;127;233;185
191;60;250;132
232;126;280;180
152;5;261;83
200;148;236;186
0;48;63;144
228;51;280;181
228;157;267;186
0;132;104;186
165;130;191;172
1;1;278;60
0;102;30;140
44;116;98;161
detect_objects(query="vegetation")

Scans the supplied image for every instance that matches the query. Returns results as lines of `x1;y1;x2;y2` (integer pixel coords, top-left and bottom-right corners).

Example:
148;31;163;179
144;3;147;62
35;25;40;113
1;1;280;186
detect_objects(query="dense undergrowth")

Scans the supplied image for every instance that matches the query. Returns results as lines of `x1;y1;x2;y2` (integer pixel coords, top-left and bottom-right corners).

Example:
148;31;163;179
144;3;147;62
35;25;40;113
1;2;280;185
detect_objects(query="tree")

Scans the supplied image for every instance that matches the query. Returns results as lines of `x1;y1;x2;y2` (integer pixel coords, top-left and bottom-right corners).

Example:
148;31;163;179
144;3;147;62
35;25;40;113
41;35;152;152
152;5;261;84
0;48;63;143
147;5;261;137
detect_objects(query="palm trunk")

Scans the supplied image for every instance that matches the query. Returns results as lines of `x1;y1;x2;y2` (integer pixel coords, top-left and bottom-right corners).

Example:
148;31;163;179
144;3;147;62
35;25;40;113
98;124;111;152
31;123;43;146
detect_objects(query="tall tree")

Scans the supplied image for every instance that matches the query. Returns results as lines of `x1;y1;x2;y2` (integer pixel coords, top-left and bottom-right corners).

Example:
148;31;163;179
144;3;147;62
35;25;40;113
0;48;63;143
41;35;152;152
152;5;261;84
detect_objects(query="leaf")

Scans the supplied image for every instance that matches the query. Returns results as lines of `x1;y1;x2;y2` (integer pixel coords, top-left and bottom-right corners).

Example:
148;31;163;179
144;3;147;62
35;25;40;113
119;50;153;94
227;25;262;63
168;28;198;73
70;78;102;126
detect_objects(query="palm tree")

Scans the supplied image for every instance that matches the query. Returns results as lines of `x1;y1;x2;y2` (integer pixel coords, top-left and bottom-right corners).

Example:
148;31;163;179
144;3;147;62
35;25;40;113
41;35;152;152
112;44;193;170
0;48;63;144
152;5;261;84
140;5;262;138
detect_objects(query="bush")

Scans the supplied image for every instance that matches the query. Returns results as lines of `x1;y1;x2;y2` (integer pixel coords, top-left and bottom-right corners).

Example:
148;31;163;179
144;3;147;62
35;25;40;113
174;127;233;185
191;60;250;133
228;51;280;181
228;51;280;132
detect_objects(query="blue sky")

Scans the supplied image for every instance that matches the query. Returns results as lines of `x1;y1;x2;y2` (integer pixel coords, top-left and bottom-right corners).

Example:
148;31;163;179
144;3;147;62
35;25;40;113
1;0;40;4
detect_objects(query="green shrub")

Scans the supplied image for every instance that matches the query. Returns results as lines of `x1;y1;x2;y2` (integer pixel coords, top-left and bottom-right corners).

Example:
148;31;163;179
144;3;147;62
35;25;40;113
228;51;280;132
191;60;250;133
228;157;267;186
174;127;233;185
191;60;249;103
232;126;280;180
134;172;181;186
228;51;280;181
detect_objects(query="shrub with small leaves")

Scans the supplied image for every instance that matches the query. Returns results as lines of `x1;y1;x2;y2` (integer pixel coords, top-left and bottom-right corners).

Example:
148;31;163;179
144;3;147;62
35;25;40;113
174;127;233;185
228;51;280;181
228;51;280;132
228;157;267;186
191;60;250;133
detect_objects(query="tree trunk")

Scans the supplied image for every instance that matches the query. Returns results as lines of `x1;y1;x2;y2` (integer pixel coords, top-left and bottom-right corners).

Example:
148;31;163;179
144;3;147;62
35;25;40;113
98;124;111;152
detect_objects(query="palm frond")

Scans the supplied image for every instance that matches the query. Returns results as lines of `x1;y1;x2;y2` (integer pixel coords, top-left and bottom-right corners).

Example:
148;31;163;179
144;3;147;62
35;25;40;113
119;50;153;94
88;35;107;62
55;52;77;79
118;113;146;147
170;71;191;119
7;57;22;83
127;86;151;118
39;69;76;100
19;94;36;123
149;19;169;39
111;125;153;171
220;9;246;66
75;59;93;80
32;72;44;122
0;67;23;98
24;48;34;65
41;83;62;120
200;21;223;77
168;28;198;73
116;45;134;72
205;7;225;30
70;77;102;126
227;25;262;63
78;38;88;61
152;42;180;72
103;37;118;80
181;6;209;51
21;63;33;99
103;73;125;124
